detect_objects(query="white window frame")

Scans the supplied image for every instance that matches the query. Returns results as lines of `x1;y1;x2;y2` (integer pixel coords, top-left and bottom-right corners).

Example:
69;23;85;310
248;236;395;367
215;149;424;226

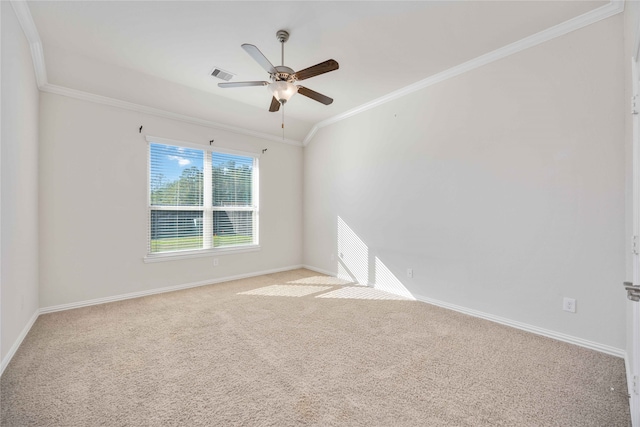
144;136;260;263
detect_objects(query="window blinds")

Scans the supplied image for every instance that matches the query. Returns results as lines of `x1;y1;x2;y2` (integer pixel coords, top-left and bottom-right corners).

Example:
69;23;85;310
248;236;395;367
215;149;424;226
211;152;255;248
148;142;257;254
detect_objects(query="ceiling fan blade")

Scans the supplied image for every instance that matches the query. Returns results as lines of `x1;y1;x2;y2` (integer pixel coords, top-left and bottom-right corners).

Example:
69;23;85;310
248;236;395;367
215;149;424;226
269;97;281;112
241;44;277;74
218;81;268;88
293;59;339;81
297;86;333;105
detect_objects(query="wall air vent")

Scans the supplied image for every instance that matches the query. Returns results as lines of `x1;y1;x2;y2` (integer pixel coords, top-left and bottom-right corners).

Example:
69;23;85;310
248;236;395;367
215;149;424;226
210;67;235;82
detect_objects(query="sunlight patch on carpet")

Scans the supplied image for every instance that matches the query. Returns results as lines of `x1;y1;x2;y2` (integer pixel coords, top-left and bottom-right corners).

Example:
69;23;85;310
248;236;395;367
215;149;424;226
239;285;333;297
287;276;354;286
315;286;412;301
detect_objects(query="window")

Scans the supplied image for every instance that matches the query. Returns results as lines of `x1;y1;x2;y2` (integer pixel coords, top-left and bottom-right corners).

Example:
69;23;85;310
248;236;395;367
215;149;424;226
147;137;258;258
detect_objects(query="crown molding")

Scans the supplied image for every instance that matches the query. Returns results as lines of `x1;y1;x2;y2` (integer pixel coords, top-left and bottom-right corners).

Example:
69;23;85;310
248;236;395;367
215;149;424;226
40;84;303;146
302;0;625;146
9;0;624;148
9;0;303;146
10;0;47;88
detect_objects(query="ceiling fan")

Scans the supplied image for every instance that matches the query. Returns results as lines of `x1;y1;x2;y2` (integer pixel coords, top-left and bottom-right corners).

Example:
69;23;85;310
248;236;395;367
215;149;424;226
218;30;339;113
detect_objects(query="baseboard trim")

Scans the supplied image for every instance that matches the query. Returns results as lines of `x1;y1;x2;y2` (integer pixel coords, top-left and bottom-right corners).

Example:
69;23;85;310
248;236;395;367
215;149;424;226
3;265;304;377
5;265;625;378
626;352;633;397
302;264;625;357
40;265;304;314
301;264;336;277
1;310;39;377
413;293;625;358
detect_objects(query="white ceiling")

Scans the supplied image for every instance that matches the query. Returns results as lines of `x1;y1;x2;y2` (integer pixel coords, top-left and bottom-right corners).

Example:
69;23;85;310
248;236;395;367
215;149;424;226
27;1;608;139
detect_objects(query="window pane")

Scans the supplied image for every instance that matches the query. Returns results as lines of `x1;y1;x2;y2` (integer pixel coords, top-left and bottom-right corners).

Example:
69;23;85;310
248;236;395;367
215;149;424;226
148;140;258;256
213;210;253;247
150;210;203;253
211;153;253;207
150;143;204;206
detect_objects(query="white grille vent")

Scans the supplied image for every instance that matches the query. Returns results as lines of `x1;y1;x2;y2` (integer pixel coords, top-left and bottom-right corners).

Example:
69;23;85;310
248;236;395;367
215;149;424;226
211;67;235;81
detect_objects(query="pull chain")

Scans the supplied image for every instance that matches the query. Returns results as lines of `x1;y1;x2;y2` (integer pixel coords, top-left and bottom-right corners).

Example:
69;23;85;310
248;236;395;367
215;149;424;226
281;103;285;140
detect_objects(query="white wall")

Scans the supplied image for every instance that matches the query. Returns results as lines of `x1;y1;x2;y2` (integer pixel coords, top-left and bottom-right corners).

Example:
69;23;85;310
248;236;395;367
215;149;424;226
1;2;40;361
304;16;626;349
38;92;302;308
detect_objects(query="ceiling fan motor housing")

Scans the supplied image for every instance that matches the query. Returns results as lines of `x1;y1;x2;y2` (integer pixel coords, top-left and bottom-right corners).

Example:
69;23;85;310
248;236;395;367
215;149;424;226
273;66;295;82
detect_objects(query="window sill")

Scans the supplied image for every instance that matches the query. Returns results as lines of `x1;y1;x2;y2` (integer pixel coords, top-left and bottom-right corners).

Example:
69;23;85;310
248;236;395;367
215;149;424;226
143;245;261;263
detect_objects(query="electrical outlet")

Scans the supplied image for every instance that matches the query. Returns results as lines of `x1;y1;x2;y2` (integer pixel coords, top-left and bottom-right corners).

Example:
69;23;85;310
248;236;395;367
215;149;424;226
563;297;576;313
213;258;219;267
407;268;413;278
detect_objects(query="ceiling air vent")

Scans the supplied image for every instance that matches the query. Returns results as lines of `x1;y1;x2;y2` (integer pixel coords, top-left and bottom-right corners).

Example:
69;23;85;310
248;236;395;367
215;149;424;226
211;67;235;82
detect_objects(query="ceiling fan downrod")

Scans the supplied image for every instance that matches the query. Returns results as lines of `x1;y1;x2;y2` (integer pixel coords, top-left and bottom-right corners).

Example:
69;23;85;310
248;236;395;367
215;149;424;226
276;30;289;66
276;31;288;138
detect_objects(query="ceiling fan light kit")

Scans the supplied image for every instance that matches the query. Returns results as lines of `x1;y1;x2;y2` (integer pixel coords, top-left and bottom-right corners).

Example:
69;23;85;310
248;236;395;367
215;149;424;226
268;81;298;104
218;29;339;133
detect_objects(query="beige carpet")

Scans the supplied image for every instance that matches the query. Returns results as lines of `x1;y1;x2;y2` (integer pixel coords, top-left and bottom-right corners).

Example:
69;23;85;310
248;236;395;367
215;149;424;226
0;269;631;426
